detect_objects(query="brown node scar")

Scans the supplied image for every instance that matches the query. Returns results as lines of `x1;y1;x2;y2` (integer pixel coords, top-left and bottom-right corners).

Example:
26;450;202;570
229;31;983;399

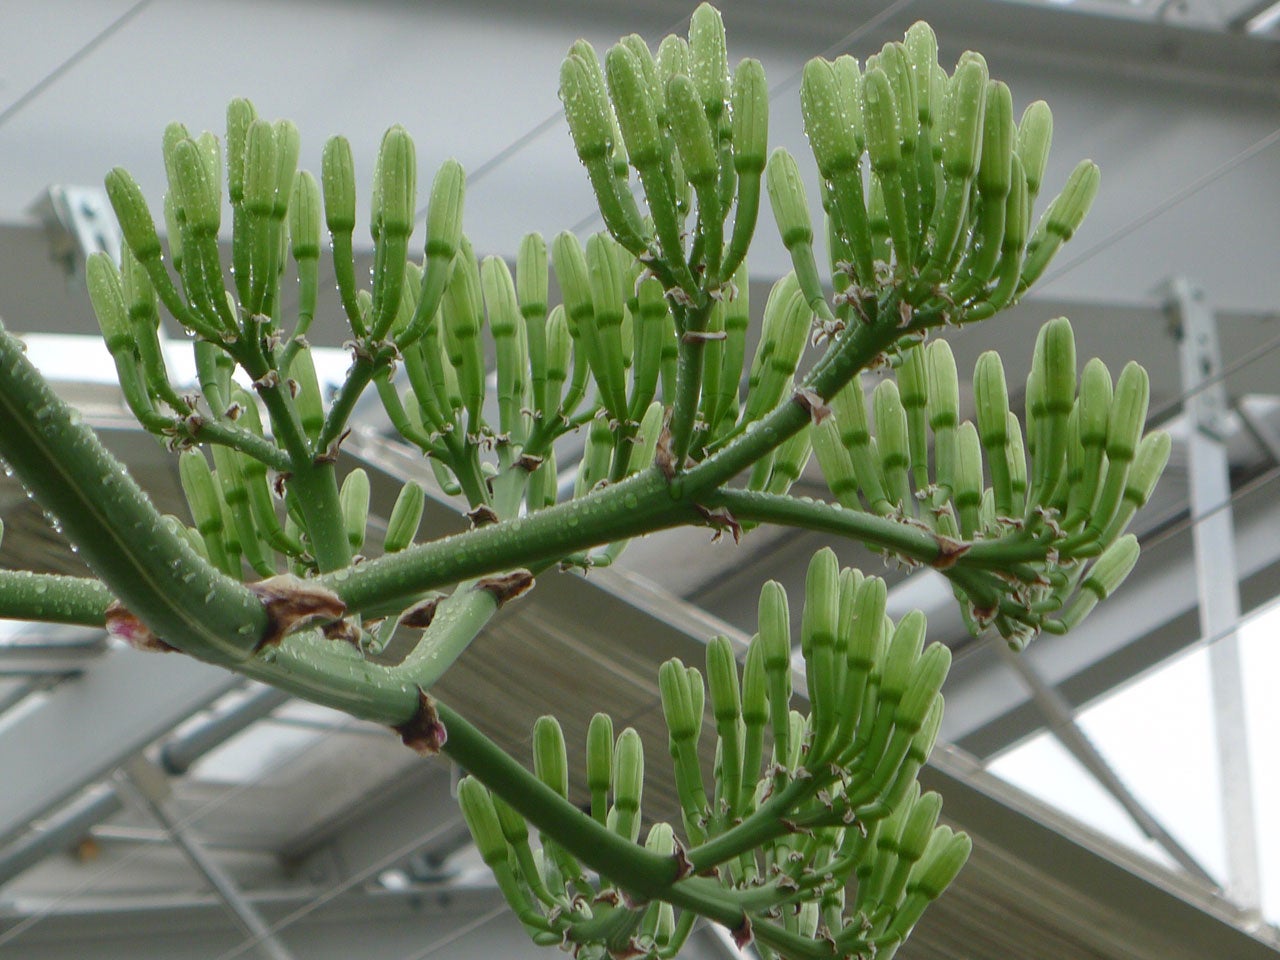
515;453;544;472
731;914;755;949
322;619;362;646
475;570;535;608
467;504;501;528
654;421;677;480
793;387;832;425
253;370;280;391
248;575;347;651
314;429;351;465
672;843;695;882
399;596;442;630
930;534;971;570
692;503;742;544
393;687;447;755
105;602;178;653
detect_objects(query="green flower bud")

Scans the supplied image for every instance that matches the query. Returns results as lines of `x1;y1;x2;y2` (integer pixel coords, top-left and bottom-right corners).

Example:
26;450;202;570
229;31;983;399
607;44;664;169
532;715;569;798
105;167;163;264
813;417;860;507
375;125;417;240
586;712;615;804
321;135;357;234
271;120;300;219
914;826;971;901
705;635;743;729
942;57;988;180
288;170;322;262
765;148;813;251
874;379;912;510
1016;100;1054;202
170;137;221;236
973;351;1014;516
457;776;509;867
801;58;857;179
382;480;424;554
657;34;690;81
895;641;950;735
688;2;729;122
1105;430;1171;541
612;726;645;841
1107;360;1150;465
927;340;960;496
242;119;277;218
1020;159;1100;289
289;347;325;443
954;421;984;538
340;468;370;552
225;99;257;204
667;74;717;187
659;658;699;742
758;579;793;764
729;57;768;175
880;610;926;710
87;253;131;354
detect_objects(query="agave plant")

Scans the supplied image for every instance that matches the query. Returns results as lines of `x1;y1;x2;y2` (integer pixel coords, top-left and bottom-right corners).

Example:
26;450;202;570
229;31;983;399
0;6;1163;959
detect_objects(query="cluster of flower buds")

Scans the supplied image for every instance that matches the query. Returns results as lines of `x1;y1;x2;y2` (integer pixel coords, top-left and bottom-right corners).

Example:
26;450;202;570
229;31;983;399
780;21;1099;326
811;316;1166;647
560;4;767;297
459;550;969;960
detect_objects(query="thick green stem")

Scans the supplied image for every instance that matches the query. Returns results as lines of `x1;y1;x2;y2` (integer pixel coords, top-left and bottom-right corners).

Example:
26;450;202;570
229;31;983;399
668;299;714;468
326;308;901;614
316;343;394;455
287;460;352;571
705;489;944;565
0;323;267;662
436;701;677;895
321;470;692;613
0;572;113;626
191;419;291;473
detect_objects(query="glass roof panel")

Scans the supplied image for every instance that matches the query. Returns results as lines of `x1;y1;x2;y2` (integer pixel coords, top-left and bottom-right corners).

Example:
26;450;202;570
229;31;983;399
987;597;1280;921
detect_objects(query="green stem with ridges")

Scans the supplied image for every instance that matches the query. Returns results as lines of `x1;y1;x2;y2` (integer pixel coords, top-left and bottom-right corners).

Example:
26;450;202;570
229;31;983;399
0;572;113;626
705;490;943;565
0;322;267;662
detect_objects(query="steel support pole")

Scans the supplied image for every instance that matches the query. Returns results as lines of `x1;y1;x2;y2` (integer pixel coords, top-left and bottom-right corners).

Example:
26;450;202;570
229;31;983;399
994;643;1217;885
1165;277;1263;917
119;766;299;960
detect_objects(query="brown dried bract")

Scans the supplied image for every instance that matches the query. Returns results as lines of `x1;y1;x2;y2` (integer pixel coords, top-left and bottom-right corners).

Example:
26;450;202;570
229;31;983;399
249;575;347;650
314;428;351;465
105;602;178;653
394;688;447;755
672;843;695;882
399;596;442;630
930;534;971;570
731;914;754;949
475;570;535;608
514;453;544;473
793;387;832;425
322;619;362;646
692;503;742;544
467;504;500;528
654;421;677;480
